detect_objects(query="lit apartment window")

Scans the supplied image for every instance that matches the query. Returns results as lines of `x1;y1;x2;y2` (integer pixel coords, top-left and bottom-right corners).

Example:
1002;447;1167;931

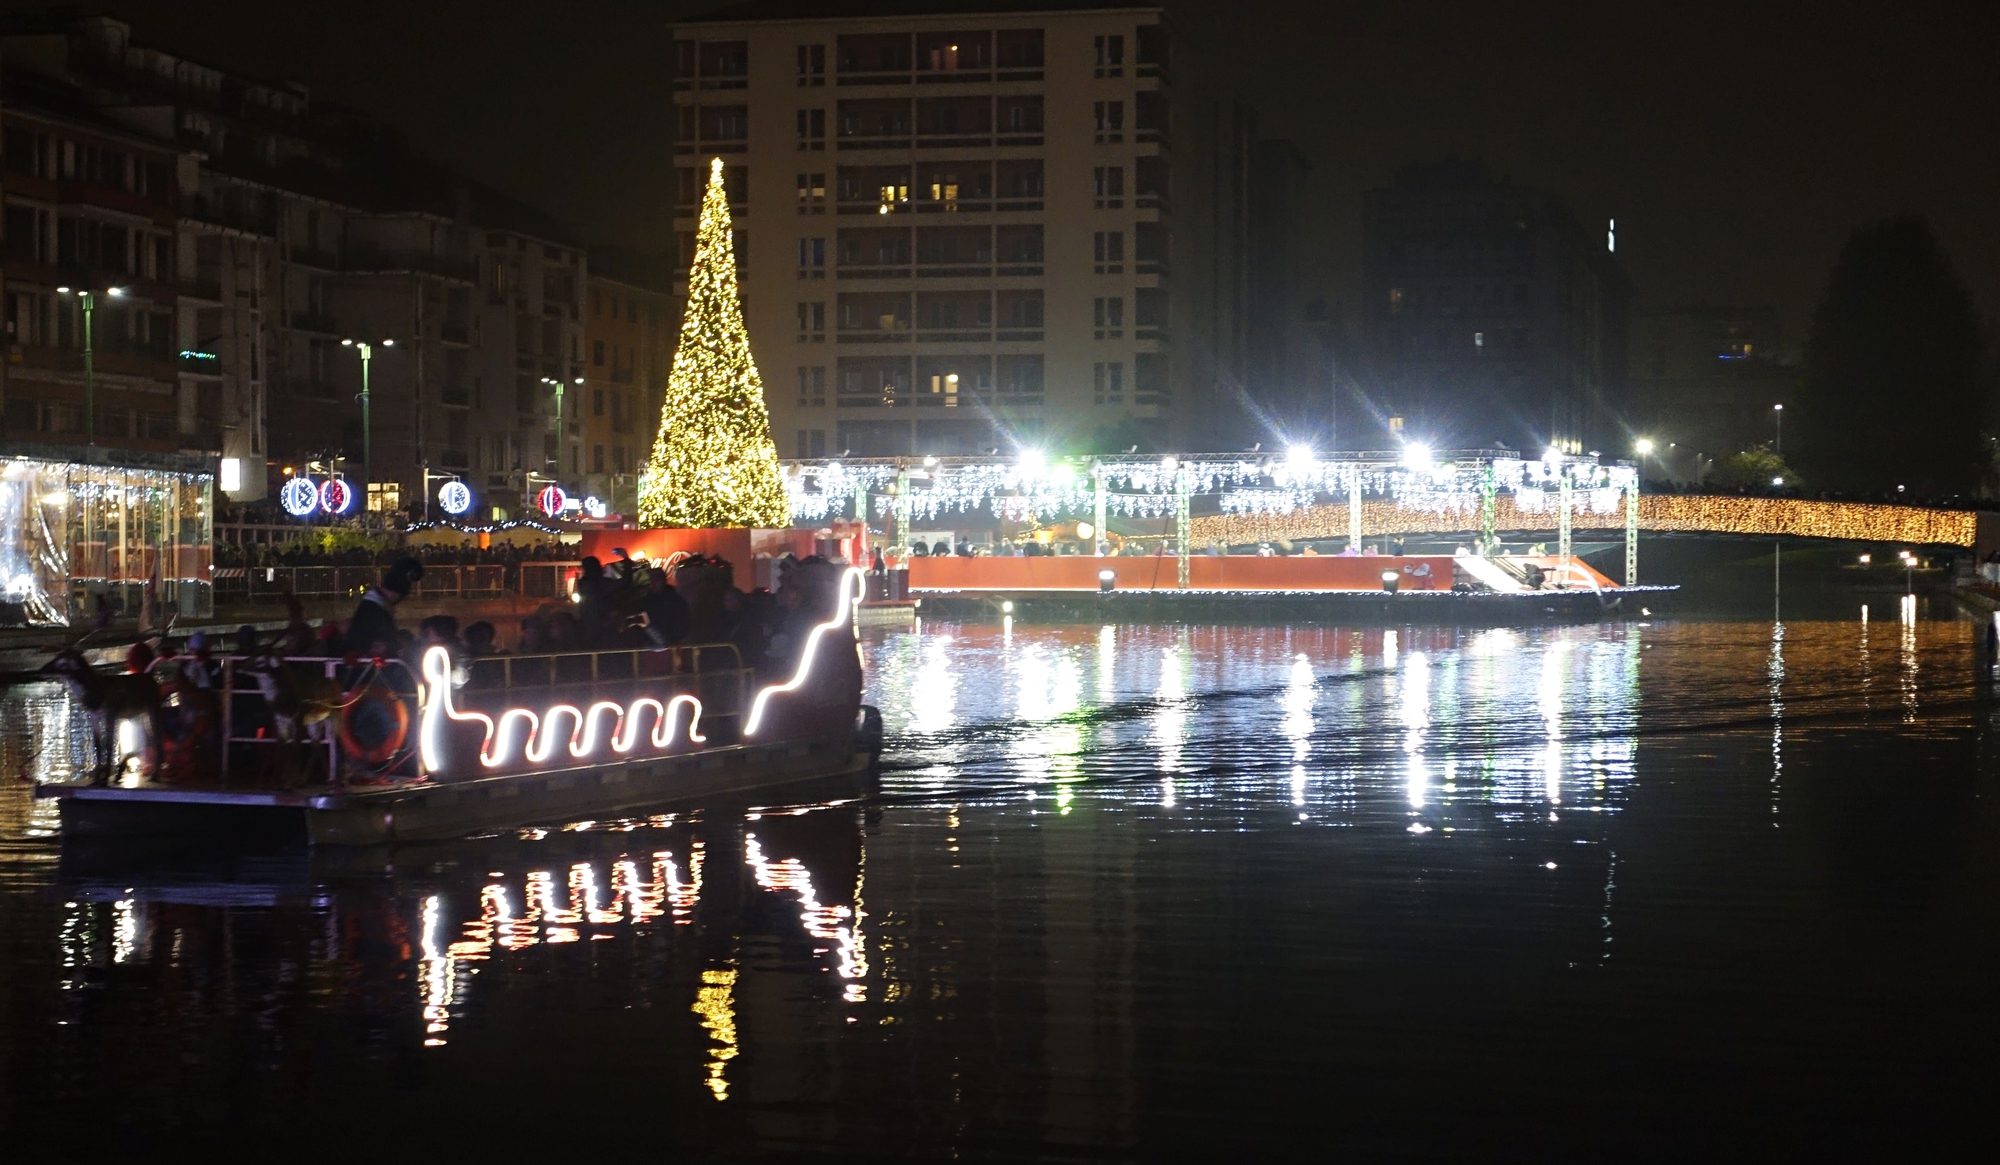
1094;100;1124;143
1093;231;1124;275
1094;34;1125;77
796;44;826;87
1094;296;1125;339
796;108;826;151
1093;165;1124;209
798;237;826;279
796;172;826;213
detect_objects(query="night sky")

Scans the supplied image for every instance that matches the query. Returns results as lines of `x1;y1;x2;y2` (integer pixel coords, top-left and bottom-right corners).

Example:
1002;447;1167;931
80;0;2000;355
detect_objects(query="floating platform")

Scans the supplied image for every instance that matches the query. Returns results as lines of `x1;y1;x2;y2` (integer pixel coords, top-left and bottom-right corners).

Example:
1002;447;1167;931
912;584;1679;626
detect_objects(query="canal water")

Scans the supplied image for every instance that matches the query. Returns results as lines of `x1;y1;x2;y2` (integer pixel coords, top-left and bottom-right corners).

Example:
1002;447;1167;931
1;549;1995;1159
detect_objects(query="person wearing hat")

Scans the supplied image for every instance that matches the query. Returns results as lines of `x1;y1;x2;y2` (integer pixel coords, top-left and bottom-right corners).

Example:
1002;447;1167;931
345;556;424;657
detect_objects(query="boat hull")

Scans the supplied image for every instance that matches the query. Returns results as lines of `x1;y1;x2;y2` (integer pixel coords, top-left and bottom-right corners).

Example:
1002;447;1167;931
43;728;866;846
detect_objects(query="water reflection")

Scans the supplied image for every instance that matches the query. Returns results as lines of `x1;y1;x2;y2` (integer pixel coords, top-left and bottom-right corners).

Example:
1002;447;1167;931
1;609;1996;1156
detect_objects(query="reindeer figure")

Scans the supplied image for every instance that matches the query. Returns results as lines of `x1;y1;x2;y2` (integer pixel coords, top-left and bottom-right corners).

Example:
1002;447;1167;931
41;648;163;782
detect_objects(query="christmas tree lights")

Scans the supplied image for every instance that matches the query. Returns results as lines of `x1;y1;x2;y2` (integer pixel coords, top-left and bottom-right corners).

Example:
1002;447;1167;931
639;157;790;529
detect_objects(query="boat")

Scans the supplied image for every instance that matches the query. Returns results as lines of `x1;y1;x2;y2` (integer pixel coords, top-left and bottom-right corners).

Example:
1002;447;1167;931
36;569;881;846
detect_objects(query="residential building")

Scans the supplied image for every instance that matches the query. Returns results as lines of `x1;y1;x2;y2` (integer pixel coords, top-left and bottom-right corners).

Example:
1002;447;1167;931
1627;304;1795;463
1;13;590;518
585;251;680;515
1360;158;1629;453
671;1;1251;458
2;70;195;462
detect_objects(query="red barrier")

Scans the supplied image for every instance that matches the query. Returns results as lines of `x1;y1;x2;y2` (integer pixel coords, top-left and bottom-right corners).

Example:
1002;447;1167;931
908;554;1457;592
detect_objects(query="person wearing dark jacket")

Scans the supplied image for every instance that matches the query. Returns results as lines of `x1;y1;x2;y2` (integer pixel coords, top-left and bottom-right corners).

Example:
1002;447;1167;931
345;556;423;657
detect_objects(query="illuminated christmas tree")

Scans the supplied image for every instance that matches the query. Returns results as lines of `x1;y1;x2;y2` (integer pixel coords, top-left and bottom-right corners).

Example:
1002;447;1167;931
639;157;790;529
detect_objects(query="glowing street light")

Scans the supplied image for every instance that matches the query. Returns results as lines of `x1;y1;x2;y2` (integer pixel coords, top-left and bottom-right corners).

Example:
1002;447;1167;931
56;285;126;446
1634;438;1655;456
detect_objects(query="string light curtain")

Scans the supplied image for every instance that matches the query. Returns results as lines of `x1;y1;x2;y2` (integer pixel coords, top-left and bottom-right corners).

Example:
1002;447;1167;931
639;157;790;530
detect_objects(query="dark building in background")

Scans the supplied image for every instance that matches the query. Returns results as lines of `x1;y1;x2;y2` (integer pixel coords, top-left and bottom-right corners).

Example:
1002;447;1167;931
0;13;594;517
1360;159;1627;454
1626;304;1794;473
1243;137;1327;446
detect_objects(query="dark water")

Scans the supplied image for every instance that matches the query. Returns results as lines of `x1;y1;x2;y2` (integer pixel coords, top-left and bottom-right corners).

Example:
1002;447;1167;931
2;554;1997;1160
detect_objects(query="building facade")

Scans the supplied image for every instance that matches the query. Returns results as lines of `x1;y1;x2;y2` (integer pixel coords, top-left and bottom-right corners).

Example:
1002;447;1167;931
1626;304;1794;468
584;259;680;517
1;14;596;519
1359;159;1628;454
671;1;1251;460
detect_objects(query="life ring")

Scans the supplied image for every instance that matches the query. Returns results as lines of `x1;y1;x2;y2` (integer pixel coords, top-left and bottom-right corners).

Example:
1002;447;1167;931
337;680;410;765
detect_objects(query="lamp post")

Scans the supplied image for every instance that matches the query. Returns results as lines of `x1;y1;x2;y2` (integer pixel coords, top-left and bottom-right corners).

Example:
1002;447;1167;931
1773;403;1783;456
56;285;127;447
342;337;395;512
541;376;583;476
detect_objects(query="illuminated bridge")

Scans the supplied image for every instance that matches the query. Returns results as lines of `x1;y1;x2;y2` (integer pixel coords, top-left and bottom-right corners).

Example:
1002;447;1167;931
782;451;1990;588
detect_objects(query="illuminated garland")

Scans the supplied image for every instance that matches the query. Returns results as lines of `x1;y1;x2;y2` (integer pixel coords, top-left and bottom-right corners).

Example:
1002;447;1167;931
1189;496;1977;547
639;157;790;530
781;452;1637;527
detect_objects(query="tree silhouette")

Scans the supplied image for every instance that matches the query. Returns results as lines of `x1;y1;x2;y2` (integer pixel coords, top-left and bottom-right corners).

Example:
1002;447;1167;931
1798;217;1983;495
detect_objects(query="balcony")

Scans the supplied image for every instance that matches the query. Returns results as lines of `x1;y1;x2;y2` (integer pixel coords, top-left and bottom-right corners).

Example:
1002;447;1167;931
341;248;477;282
178;350;224;376
178;277;223;302
181;194;277;236
289;311;339;334
289;246;341;270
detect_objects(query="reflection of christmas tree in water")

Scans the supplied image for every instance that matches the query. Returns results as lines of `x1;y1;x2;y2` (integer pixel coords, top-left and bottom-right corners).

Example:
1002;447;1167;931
640;156;790;529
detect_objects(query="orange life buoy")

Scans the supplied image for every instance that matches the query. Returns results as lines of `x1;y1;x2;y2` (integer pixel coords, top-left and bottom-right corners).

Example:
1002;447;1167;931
337;680;410;765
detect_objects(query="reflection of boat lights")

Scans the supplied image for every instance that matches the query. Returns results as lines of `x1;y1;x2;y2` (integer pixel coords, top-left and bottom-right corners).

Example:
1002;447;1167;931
112;898;138;964
693;968;739;1101
745;833;867;981
419;895;455;1045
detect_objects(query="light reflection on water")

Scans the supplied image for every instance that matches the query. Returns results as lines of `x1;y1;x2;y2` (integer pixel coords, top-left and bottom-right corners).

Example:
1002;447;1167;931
1;610;1997;1157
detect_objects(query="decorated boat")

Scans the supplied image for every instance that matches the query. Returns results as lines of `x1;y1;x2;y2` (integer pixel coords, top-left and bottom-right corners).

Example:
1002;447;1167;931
37;569;881;846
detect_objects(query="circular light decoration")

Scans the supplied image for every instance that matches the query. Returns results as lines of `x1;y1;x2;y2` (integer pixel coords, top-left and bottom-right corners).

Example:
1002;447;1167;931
318;478;354;515
438;480;473;516
280;476;319;518
582;495;607;519
537;485;568;517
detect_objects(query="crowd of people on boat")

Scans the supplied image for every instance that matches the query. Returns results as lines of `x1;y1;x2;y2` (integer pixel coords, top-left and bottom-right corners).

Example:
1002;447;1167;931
214;540;582;569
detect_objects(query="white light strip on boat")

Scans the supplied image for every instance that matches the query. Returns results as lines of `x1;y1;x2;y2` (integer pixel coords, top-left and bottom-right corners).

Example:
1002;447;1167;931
419;648;707;772
743;567;866;738
418;564;865;772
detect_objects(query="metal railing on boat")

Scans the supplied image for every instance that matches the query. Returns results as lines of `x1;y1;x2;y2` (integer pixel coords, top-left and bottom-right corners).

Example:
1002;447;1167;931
153;642;751;785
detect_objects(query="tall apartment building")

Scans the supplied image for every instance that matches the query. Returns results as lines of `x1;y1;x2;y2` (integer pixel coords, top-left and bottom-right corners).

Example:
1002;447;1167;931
1360;158;1628;454
0;14;592;518
1;74;191;460
584;251;681;516
671;1;1251;459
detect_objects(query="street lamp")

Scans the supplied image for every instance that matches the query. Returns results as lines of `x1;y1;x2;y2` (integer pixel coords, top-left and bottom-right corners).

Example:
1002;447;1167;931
341;337;395;511
541;376;583;455
1634;438;1655;456
1773;403;1783;456
56;285;127;447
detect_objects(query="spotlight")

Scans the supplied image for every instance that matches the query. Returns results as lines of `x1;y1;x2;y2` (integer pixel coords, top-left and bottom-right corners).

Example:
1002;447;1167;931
1381;569;1401;594
1401;443;1432;471
1635;438;1655;456
1001;600;1014;614
1287;443;1314;467
1098;569;1115;593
